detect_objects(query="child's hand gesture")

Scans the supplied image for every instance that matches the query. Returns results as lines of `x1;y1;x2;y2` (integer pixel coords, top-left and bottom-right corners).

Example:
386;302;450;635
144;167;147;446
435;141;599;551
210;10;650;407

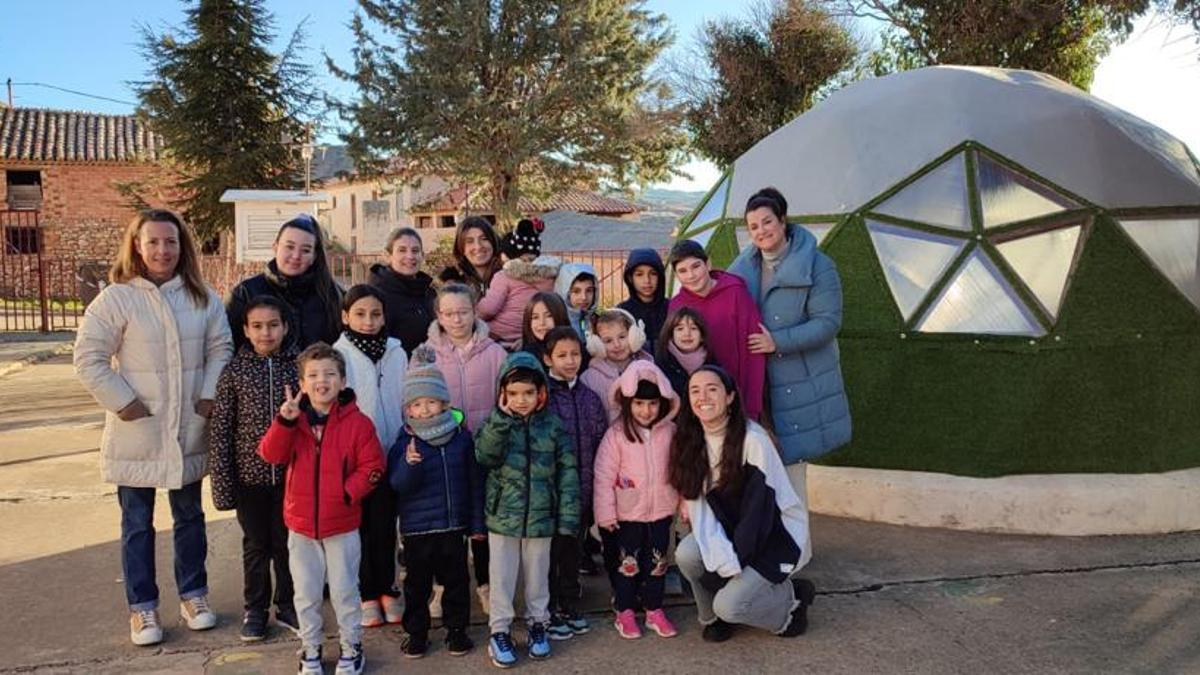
404;438;422;465
279;385;303;421
497;390;511;416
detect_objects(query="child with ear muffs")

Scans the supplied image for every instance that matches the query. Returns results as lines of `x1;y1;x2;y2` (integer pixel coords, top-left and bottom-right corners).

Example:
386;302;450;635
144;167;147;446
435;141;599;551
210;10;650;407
580;308;652;425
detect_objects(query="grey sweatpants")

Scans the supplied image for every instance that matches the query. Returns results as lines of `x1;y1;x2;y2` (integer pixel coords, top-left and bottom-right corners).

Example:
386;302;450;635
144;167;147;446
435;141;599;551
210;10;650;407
676;533;795;634
488;533;552;634
288;530;363;650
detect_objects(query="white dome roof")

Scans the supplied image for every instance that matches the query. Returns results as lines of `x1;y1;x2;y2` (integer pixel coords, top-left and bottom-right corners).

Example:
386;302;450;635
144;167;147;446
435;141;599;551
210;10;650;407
727;66;1200;215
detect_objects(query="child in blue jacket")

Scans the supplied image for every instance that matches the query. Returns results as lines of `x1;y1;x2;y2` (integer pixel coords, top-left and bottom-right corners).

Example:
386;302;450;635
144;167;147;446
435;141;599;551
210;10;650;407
388;345;485;658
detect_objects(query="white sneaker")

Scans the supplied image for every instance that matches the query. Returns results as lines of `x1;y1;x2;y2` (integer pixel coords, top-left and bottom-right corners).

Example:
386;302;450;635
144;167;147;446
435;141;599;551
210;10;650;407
429;584;444;619
475;584;490;616
180;595;217;631
130;609;163;646
298;645;323;675
335;642;365;675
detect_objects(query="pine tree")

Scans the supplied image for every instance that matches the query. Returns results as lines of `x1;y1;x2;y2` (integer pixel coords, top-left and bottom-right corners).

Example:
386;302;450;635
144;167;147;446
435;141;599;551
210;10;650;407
133;0;316;241
329;0;688;228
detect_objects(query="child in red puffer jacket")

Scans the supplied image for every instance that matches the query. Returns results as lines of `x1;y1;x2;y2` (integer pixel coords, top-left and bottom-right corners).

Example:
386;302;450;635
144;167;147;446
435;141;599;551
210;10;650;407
259;343;383;675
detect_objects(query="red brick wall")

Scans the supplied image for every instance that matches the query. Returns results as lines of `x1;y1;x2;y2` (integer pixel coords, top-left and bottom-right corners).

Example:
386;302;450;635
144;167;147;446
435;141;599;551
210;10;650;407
1;160;165;260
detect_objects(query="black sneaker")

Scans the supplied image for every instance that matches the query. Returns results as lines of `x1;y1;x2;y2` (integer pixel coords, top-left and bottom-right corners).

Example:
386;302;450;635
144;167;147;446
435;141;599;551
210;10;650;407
779;578;817;637
445;628;474;656
401;633;428;658
563;609;590;635
527;621;551;659
275;605;301;635
702;619;734;643
546;613;573;641
240;610;268;642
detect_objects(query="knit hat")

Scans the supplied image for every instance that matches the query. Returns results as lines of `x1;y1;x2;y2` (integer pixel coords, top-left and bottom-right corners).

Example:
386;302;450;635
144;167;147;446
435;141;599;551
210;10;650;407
501;217;544;259
404;344;450;407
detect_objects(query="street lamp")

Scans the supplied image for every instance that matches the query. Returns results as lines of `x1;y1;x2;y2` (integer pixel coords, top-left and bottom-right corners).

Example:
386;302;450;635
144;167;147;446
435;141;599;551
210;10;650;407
282;124;323;195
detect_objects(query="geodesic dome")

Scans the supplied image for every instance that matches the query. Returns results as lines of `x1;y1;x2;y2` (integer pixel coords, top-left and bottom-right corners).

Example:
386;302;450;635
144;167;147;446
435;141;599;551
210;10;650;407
678;66;1200;478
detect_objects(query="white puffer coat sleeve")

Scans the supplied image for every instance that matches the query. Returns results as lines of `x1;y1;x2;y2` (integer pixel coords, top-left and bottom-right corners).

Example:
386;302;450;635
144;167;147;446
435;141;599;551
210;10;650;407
74;276;233;488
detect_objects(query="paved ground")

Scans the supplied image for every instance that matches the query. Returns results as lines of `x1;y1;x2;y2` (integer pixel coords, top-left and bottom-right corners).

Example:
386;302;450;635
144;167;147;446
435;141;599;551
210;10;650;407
1;351;1198;674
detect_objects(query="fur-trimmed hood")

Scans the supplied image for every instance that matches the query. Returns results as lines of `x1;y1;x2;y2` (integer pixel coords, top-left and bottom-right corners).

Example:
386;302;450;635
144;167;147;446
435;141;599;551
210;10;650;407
502;254;563;284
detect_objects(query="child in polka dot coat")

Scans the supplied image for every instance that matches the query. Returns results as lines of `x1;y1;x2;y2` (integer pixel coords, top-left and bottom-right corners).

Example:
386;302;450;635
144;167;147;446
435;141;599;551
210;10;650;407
208;295;301;639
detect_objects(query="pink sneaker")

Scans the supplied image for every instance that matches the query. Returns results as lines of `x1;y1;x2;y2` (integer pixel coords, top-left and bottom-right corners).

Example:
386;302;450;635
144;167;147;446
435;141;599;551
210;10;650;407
645;609;678;638
361;599;385;628
613;609;641;639
381;594;403;624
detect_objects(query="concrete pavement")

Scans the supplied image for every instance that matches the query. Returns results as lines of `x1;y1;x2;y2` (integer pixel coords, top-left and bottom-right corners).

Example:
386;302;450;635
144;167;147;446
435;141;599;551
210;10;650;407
1;354;1198;674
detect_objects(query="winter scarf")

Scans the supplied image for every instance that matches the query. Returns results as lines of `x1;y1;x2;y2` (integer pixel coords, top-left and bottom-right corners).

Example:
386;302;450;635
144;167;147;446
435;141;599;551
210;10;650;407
343;328;388;363
408;409;460;447
670;343;708;376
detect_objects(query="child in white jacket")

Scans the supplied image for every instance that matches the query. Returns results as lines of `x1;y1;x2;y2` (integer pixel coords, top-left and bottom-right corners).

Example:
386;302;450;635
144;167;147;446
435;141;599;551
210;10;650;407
334;284;407;627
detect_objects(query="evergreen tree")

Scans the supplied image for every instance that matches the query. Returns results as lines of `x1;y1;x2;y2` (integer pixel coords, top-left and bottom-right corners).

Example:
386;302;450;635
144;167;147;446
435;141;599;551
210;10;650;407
133;0;316;240
677;0;857;168
329;0;688;228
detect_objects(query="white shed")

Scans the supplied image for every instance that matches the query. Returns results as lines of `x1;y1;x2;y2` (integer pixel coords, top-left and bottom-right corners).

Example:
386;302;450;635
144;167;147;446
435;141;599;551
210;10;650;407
220;189;331;262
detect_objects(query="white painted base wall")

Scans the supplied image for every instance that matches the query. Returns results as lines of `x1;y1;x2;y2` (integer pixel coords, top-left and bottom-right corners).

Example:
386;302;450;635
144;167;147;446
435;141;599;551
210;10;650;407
808;464;1200;535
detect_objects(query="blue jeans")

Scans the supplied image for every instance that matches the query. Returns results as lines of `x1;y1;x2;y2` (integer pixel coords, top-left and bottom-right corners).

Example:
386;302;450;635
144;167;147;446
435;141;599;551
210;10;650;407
118;481;209;610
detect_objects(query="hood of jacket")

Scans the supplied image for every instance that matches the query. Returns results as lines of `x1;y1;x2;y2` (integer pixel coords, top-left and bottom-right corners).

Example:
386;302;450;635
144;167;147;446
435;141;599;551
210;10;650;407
555;262;600;313
497;350;549;390
621;248;666;303
608;360;680;422
299;387;361;421
368;263;434;298
502;254;563;285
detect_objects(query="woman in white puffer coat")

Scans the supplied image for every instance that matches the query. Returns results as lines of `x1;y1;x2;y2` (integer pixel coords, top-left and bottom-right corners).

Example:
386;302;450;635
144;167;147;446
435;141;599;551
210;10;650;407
74;209;232;647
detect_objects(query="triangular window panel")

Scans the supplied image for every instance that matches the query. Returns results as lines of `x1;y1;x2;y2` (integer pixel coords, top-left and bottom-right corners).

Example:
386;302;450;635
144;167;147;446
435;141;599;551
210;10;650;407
1118;217;1200;311
687;176;729;233
867;220;965;320
917;250;1045;336
977;154;1079;229
995;225;1082;319
874;154;971;231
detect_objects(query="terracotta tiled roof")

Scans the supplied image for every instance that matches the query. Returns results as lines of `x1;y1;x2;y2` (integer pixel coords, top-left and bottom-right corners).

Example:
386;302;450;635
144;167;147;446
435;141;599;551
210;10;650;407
412;186;639;216
0;107;164;162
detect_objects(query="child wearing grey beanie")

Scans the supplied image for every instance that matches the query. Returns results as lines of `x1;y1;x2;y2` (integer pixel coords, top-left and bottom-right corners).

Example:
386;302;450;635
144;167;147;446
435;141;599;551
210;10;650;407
403;345;459;447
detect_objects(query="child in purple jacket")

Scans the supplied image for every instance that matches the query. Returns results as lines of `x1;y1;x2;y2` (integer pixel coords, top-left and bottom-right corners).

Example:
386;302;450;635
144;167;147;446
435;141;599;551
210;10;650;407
541;326;607;639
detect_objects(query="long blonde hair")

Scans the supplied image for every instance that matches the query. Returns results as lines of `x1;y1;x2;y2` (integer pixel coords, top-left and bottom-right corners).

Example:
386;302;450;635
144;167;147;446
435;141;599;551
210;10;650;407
109;209;209;307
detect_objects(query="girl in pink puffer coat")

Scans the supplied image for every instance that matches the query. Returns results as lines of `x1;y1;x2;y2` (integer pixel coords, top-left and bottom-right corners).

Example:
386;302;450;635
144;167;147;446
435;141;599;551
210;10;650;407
593;360;681;640
421;283;508;434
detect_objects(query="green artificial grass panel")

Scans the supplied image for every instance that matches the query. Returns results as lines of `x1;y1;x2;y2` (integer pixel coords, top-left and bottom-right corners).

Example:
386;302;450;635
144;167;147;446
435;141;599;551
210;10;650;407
822;216;904;332
818;334;1200;477
1055;216;1200;337
706;221;742;270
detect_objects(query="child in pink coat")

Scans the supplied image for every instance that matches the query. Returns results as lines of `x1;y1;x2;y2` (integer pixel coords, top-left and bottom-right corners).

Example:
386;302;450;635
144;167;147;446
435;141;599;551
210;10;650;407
593;360;680;640
581;308;652;424
475;218;562;350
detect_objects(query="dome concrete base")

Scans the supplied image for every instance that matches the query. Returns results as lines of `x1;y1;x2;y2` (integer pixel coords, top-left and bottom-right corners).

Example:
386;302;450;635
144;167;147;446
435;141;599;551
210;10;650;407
808;465;1200;535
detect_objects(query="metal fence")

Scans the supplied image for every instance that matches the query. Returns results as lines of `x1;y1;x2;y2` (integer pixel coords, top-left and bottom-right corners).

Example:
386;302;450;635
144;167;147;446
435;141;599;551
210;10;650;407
2;247;658;332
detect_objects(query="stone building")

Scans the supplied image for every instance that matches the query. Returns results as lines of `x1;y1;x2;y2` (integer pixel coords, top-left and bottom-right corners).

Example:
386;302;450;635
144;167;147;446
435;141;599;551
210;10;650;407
0;107;165;260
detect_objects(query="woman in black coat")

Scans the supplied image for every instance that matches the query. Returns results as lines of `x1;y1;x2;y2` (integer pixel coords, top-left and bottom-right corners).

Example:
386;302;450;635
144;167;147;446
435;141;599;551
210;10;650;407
369;227;436;356
225;214;342;352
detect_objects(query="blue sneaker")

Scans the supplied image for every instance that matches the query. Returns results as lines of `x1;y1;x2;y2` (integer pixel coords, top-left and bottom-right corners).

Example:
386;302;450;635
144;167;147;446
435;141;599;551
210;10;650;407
488;631;518;669
527;621;551;660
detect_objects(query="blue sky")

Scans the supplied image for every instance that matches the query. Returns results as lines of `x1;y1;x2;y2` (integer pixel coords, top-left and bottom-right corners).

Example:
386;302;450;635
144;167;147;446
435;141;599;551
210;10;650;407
2;2;1197;192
